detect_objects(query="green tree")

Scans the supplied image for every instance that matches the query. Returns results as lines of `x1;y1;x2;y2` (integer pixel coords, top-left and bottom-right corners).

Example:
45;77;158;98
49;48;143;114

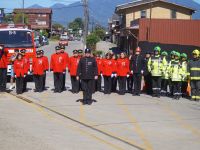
86;33;100;50
93;28;106;40
68;17;84;31
52;23;64;30
13;13;28;24
4;14;13;23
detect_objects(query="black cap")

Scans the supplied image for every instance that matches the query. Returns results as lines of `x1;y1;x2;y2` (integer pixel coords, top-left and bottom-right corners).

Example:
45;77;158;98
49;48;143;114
14;49;19;52
78;49;83;54
73;50;78;54
146;51;151;54
85;48;91;54
39;49;44;53
20;49;26;53
60;45;65;50
55;46;60;51
36;50;41;55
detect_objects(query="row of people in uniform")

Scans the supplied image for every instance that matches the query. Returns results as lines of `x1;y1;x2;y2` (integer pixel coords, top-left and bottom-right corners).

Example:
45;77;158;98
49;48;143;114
2;45;200;102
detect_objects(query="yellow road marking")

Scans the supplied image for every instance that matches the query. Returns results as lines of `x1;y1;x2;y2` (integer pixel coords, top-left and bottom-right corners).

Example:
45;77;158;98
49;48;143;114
6;93;125;150
163;104;200;138
116;97;153;150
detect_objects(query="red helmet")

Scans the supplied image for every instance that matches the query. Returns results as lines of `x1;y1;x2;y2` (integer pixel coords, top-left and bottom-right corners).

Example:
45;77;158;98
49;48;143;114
135;47;141;52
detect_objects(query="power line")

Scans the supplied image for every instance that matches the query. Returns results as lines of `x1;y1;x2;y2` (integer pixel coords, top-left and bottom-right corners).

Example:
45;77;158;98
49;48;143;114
82;0;89;49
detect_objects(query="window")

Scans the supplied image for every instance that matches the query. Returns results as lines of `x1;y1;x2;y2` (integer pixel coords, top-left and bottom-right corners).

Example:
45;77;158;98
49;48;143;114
171;10;177;19
37;20;47;25
141;10;147;18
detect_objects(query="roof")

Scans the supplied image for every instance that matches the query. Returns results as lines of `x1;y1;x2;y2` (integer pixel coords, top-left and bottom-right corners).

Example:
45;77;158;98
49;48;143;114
13;8;52;14
116;0;196;13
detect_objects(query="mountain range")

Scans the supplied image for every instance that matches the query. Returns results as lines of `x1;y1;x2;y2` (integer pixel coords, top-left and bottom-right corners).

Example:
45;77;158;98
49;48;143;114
28;0;200;27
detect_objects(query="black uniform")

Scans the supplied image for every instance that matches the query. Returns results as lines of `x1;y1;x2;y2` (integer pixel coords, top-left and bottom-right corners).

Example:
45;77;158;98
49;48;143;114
188;58;200;101
77;55;98;104
130;54;143;95
143;57;152;95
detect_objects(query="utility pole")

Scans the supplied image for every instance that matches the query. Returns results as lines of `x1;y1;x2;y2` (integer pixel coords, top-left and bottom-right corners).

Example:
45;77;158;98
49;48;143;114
22;0;25;24
82;0;89;49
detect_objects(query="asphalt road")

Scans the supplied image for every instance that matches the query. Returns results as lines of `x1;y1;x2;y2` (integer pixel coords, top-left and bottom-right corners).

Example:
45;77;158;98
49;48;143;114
1;41;200;150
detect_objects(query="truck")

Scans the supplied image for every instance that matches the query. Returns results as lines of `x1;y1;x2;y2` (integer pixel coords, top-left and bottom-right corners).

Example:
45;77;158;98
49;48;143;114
0;24;36;78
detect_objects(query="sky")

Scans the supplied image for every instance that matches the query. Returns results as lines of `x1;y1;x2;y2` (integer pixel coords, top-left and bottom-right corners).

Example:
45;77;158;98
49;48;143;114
1;0;200;12
0;0;80;12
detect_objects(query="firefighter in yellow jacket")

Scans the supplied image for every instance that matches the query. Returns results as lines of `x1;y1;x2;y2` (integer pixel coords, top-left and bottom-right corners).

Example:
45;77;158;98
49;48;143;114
187;50;200;101
180;53;188;98
148;46;163;97
169;52;183;100
161;51;170;96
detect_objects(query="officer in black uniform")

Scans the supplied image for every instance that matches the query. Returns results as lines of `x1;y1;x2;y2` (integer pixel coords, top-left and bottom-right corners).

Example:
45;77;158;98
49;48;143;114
77;48;98;105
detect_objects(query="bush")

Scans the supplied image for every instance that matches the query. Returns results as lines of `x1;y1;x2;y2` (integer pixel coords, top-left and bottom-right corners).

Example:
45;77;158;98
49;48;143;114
50;35;60;41
93;50;104;56
86;33;100;50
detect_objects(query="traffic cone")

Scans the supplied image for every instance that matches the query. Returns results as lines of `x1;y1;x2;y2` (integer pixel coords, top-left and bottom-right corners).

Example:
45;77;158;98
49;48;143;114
187;80;191;96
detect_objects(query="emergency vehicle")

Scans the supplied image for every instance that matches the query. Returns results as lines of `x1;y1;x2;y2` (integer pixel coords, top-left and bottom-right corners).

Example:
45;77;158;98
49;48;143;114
0;24;36;77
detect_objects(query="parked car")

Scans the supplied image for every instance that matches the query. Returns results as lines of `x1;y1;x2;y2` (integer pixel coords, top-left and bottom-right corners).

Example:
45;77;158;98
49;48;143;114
59;39;68;46
60;34;69;40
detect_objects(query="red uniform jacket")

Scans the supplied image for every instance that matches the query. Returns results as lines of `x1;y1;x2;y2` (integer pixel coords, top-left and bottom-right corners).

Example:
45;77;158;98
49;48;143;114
0;54;8;68
14;59;26;77
23;55;30;74
96;58;103;75
42;56;49;71
69;56;80;76
111;59;117;74
102;59;113;76
117;58;130;77
32;57;46;75
61;52;69;69
50;53;66;73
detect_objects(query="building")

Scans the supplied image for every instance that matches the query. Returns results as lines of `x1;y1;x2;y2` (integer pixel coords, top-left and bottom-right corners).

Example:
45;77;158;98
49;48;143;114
114;0;200;55
108;14;120;43
0;8;5;23
13;8;52;31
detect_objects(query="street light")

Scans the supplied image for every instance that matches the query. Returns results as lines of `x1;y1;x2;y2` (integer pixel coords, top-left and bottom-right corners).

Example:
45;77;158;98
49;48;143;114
22;0;25;24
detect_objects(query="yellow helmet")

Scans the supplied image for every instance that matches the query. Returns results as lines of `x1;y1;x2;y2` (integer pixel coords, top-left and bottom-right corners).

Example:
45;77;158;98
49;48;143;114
192;49;200;56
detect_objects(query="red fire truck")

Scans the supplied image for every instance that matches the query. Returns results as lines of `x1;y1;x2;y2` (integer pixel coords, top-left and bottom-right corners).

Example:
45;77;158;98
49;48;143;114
0;24;36;77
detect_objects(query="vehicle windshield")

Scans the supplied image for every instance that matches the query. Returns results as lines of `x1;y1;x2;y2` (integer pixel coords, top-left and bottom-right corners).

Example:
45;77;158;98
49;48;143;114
0;30;33;48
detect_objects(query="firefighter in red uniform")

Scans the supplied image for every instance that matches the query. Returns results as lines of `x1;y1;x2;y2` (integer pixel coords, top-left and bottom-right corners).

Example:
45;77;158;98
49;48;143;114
0;45;7;92
69;50;80;93
21;49;30;92
40;50;49;90
117;52;130;95
32;51;46;92
111;54;118;92
14;53;26;94
102;53;113;94
50;46;66;93
95;54;103;92
60;45;69;90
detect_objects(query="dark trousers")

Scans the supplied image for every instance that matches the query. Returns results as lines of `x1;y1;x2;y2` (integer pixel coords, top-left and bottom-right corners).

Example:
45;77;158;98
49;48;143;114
169;79;174;96
43;72;46;90
118;76;126;95
152;76;161;96
82;79;94;101
111;76;117;92
23;75;27;92
96;75;102;92
0;68;7;91
53;72;63;92
104;76;112;94
71;76;80;93
16;77;24;94
62;72;66;90
34;75;44;92
172;81;182;97
191;80;200;100
133;73;142;95
144;74;152;95
161;79;169;95
181;81;188;97
127;75;133;92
